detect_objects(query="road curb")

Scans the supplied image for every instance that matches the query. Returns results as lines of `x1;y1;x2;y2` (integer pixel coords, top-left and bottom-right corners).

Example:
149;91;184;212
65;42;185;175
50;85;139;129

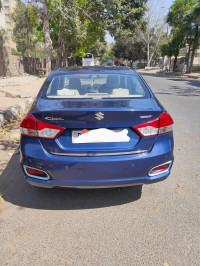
137;71;200;80
0;98;33;127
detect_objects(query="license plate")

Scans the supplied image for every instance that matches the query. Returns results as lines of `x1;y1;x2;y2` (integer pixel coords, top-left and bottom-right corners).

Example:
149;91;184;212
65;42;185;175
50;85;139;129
72;131;84;143
72;129;130;143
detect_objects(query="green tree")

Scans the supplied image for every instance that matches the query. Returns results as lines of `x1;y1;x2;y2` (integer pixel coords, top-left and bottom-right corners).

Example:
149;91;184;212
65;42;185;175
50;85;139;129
160;27;185;71
102;49;115;63
160;42;173;58
167;0;200;73
12;0;37;56
182;3;200;72
110;0;148;34
0;28;8;46
53;0;106;67
50;0;148;68
90;39;107;58
171;29;184;71
160;40;174;66
24;0;61;74
113;32;146;67
14;0;147;70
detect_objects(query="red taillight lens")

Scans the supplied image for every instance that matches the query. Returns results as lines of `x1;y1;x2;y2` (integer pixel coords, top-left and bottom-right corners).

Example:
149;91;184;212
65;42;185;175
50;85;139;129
153;165;169;171
133;112;173;137
24;166;50;180
149;161;172;176
20;114;65;139
20;114;37;137
26;169;46;176
159;112;174;134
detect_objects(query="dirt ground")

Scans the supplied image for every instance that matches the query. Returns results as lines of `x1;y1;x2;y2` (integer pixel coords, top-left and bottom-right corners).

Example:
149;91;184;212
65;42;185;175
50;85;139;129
0;111;24;175
0;75;46;174
0;75;46;111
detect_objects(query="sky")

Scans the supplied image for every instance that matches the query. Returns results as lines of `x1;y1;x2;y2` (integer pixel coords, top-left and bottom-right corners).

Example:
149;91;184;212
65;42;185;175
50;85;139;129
106;0;174;43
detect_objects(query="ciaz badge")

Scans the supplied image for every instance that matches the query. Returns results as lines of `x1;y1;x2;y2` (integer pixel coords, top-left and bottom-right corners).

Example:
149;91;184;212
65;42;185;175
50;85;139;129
45;117;64;121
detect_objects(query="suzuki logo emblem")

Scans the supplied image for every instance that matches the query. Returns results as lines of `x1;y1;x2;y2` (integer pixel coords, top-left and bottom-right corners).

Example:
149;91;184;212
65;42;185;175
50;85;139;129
95;112;104;120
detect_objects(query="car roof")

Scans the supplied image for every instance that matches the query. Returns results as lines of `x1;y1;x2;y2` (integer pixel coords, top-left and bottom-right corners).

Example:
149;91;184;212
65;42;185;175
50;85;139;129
50;66;137;76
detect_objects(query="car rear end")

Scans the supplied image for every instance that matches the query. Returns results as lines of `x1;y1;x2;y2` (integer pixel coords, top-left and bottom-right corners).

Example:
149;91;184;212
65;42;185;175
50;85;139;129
20;68;174;188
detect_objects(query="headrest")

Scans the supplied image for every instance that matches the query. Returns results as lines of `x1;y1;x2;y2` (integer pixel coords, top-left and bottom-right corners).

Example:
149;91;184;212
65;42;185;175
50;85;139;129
112;88;129;96
69;78;81;90
106;75;119;88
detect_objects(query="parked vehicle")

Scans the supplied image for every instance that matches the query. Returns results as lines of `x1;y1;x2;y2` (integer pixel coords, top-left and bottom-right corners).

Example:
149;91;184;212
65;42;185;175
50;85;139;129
82;53;94;66
107;59;113;66
20;67;174;188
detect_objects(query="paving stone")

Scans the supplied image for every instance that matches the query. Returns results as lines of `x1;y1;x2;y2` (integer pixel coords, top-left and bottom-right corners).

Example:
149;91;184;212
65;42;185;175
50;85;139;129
0;114;5;126
5;91;20;98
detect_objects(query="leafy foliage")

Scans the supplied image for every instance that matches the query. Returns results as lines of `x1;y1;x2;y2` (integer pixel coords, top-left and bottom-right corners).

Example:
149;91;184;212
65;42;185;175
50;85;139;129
0;28;8;46
113;30;146;65
160;28;184;70
90;39;107;58
160;41;174;58
101;49;115;63
12;0;38;55
167;0;200;72
11;0;148;68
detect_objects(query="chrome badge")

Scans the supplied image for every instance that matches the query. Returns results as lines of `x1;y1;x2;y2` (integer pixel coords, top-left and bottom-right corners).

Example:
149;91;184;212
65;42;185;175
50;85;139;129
45;117;64;121
95;112;104;120
140;115;152;119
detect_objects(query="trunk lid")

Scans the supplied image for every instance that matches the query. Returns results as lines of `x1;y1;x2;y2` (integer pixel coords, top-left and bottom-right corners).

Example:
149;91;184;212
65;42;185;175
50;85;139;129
32;98;163;156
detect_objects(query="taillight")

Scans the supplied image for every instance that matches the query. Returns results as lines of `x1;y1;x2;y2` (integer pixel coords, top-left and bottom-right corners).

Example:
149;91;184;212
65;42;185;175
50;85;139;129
20;114;65;139
148;161;172;176
159;112;174;134
133;112;173;137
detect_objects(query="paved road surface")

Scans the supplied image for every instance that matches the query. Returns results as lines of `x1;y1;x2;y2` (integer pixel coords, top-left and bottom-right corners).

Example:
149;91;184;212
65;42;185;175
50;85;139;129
0;74;200;266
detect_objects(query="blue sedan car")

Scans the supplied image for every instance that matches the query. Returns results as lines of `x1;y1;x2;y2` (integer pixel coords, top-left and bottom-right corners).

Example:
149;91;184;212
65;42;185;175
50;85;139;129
20;67;174;188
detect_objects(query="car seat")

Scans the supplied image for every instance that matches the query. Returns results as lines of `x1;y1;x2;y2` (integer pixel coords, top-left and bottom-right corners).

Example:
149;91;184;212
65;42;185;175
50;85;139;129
99;75;120;94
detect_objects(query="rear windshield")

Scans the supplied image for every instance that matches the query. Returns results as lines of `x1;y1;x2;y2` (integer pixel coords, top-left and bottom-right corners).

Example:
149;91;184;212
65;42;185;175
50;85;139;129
46;74;149;99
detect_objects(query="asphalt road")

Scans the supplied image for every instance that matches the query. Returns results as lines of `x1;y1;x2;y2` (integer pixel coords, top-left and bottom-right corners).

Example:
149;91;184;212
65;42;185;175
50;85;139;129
0;74;200;266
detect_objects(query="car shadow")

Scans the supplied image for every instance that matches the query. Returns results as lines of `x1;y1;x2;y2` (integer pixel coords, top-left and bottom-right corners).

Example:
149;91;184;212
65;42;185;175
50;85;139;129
141;73;200;97
154;85;200;97
0;152;142;210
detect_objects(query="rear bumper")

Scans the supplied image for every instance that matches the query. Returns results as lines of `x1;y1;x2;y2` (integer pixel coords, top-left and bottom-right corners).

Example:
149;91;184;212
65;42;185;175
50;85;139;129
20;133;174;188
25;172;170;188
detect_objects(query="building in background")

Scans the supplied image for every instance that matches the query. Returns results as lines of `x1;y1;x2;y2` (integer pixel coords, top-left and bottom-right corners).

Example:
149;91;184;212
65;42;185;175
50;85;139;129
1;0;16;48
0;3;6;30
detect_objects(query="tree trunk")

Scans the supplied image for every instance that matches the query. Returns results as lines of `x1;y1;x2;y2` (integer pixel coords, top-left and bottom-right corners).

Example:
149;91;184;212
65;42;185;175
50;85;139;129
188;24;199;73
173;55;178;72
188;46;195;73
148;52;155;67
147;40;150;67
186;44;191;72
43;1;51;75
63;46;68;67
55;30;63;69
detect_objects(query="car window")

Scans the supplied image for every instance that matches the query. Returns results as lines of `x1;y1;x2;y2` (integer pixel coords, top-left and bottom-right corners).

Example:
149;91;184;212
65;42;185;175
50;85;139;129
46;74;149;99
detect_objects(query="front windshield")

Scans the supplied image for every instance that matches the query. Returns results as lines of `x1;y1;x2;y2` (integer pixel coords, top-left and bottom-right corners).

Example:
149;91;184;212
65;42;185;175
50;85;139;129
46;74;149;99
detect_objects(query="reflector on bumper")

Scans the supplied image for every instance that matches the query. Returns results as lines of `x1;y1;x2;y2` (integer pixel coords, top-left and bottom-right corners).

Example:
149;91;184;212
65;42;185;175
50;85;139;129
24;165;50;180
148;161;172;176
